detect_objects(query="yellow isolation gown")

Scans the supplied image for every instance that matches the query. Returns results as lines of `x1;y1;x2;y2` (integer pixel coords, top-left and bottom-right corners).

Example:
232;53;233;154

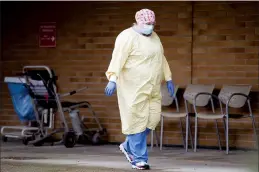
106;27;172;135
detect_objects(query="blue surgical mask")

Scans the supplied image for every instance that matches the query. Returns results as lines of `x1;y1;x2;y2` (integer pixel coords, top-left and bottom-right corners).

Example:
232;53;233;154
140;24;154;35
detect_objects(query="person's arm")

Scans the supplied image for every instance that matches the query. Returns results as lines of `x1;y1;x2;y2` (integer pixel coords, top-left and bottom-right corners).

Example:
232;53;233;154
158;39;172;81
163;54;175;97
155;32;172;82
105;31;132;83
156;33;174;96
162;55;172;82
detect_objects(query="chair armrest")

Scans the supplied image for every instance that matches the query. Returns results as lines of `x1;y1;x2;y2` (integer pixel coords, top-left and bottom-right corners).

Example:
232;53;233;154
193;92;223;115
193;92;221;106
59;87;88;97
226;93;251;116
226;93;250;106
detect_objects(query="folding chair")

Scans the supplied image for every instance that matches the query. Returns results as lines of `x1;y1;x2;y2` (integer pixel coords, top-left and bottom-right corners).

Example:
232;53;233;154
219;85;258;154
184;84;215;152
159;84;195;151
193;84;258;154
150;84;180;150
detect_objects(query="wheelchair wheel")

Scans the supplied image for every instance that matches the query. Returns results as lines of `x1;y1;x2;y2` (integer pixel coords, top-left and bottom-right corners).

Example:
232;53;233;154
32;134;44;147
22;138;29;145
64;131;77;148
2;136;7;142
91;132;101;145
33;141;44;147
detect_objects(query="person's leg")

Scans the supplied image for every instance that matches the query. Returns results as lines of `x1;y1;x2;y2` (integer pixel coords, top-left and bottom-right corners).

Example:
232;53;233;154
146;91;162;144
119;136;134;163
122;136;131;153
120;129;150;167
128;128;151;169
145;127;151;136
131;90;160;169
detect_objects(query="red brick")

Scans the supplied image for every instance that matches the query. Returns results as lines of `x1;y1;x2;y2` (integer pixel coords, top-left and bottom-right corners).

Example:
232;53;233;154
246;72;258;78
1;1;258;149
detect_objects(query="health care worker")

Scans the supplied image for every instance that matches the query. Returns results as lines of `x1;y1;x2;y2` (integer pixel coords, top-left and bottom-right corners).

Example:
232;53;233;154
105;9;174;170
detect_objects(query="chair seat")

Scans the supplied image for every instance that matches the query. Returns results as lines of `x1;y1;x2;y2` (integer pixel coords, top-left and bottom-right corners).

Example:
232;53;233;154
228;113;249;119
161;111;186;118
197;113;225;119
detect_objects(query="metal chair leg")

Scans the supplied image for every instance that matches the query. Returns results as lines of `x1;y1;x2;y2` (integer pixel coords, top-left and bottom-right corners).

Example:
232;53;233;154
226;117;229;155
185;115;189;152
223;117;226;135
194;116;198;152
251;115;258;149
215;119;222;150
155;130;159;147
188;118;194;149
160;116;164;150
179;118;186;149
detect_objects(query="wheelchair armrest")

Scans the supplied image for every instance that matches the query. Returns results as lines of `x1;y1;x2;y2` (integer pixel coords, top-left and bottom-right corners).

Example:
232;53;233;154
16;72;26;76
59;87;88;97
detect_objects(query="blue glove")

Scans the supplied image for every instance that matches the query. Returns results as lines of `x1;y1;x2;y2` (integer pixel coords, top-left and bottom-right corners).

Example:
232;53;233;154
166;80;174;97
105;81;116;96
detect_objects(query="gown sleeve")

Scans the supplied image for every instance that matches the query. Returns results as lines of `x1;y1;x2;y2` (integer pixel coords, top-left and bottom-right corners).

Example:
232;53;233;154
105;30;133;82
162;55;172;81
159;37;172;82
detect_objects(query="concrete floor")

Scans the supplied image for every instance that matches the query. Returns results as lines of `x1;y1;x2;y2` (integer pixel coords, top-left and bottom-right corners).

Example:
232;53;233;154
0;140;258;172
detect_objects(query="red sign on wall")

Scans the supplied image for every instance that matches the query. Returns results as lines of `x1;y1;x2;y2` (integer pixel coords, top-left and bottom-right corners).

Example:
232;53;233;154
39;22;56;47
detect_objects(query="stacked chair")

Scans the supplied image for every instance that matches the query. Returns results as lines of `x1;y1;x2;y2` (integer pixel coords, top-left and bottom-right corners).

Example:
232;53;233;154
153;84;258;154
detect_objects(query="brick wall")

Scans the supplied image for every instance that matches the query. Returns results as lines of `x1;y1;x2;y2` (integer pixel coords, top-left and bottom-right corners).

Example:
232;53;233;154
1;1;258;149
193;2;259;88
0;1;3;119
191;2;259;149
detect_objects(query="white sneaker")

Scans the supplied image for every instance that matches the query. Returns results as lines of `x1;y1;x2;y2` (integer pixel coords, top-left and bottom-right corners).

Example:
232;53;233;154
119;144;133;163
132;161;150;170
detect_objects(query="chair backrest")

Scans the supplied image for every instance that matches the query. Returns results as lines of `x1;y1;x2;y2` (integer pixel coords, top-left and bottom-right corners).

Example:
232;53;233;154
4;76;48;97
26;69;60;109
24;69;58;98
218;85;251;108
161;84;179;106
183;84;215;107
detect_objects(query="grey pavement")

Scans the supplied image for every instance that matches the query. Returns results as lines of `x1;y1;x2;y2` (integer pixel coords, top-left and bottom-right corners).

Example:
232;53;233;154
0;140;258;172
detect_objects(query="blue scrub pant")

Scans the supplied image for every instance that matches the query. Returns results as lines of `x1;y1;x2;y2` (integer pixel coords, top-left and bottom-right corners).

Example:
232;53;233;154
122;128;151;164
